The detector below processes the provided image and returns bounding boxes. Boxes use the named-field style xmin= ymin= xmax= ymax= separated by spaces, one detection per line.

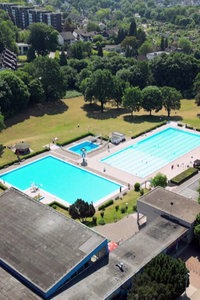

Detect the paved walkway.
xmin=94 ymin=213 xmax=145 ymax=244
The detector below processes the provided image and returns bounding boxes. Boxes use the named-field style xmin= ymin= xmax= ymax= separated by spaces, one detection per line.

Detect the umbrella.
xmin=108 ymin=241 xmax=118 ymax=252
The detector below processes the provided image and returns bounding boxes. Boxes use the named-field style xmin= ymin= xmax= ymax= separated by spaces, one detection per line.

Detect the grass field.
xmin=1 ymin=97 xmax=199 ymax=166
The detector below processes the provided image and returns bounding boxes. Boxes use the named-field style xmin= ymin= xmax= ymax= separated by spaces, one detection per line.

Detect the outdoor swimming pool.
xmin=0 ymin=156 xmax=121 ymax=205
xmin=101 ymin=127 xmax=200 ymax=178
xmin=68 ymin=140 xmax=99 ymax=155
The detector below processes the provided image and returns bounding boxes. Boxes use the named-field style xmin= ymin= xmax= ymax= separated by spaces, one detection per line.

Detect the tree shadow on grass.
xmin=81 ymin=103 xmax=130 ymax=120
xmin=123 ymin=114 xmax=183 ymax=124
xmin=5 ymin=100 xmax=68 ymax=128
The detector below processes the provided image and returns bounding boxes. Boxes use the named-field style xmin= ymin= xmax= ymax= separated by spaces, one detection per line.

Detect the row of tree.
xmin=1 ymin=50 xmax=200 ymax=122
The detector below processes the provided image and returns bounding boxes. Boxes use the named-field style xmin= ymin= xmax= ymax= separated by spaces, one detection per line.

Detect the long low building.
xmin=0 ymin=186 xmax=199 ymax=299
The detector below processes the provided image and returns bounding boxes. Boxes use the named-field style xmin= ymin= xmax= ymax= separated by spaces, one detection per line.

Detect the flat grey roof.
xmin=55 ymin=216 xmax=187 ymax=299
xmin=0 ymin=267 xmax=41 ymax=300
xmin=138 ymin=187 xmax=200 ymax=224
xmin=0 ymin=188 xmax=106 ymax=294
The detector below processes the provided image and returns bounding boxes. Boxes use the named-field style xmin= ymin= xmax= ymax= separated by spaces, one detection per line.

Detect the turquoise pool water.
xmin=101 ymin=127 xmax=200 ymax=178
xmin=0 ymin=156 xmax=121 ymax=204
xmin=68 ymin=141 xmax=99 ymax=155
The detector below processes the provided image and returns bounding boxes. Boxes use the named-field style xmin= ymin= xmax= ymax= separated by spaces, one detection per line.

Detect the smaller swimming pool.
xmin=68 ymin=140 xmax=99 ymax=155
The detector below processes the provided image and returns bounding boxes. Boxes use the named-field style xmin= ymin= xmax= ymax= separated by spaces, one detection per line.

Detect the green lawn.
xmin=50 ymin=189 xmax=141 ymax=226
xmin=1 ymin=97 xmax=199 ymax=167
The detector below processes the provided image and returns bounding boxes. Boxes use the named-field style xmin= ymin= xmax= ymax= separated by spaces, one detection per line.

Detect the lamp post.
xmin=185 ymin=272 xmax=190 ymax=295
xmin=170 ymin=201 xmax=173 ymax=218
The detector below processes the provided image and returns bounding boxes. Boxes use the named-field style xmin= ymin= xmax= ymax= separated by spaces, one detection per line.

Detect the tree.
xmin=160 ymin=36 xmax=165 ymax=51
xmin=59 ymin=49 xmax=67 ymax=66
xmin=83 ymin=69 xmax=114 ymax=112
xmin=97 ymin=43 xmax=103 ymax=57
xmin=150 ymin=53 xmax=200 ymax=97
xmin=121 ymin=36 xmax=138 ymax=57
xmin=0 ymin=19 xmax=18 ymax=52
xmin=129 ymin=19 xmax=137 ymax=36
xmin=112 ymin=76 xmax=126 ymax=108
xmin=28 ymin=79 xmax=45 ymax=104
xmin=0 ymin=71 xmax=30 ymax=117
xmin=178 ymin=37 xmax=192 ymax=55
xmin=128 ymin=253 xmax=189 ymax=300
xmin=138 ymin=40 xmax=152 ymax=56
xmin=62 ymin=65 xmax=77 ymax=90
xmin=142 ymin=86 xmax=162 ymax=116
xmin=28 ymin=23 xmax=58 ymax=56
xmin=69 ymin=199 xmax=95 ymax=222
xmin=0 ymin=113 xmax=5 ymax=131
xmin=24 ymin=56 xmax=65 ymax=102
xmin=194 ymin=213 xmax=200 ymax=246
xmin=151 ymin=173 xmax=167 ymax=188
xmin=161 ymin=86 xmax=182 ymax=118
xmin=193 ymin=73 xmax=200 ymax=105
xmin=122 ymin=86 xmax=142 ymax=116
xmin=27 ymin=46 xmax=36 ymax=62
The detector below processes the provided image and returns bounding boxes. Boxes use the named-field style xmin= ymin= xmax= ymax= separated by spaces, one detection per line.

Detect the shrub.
xmin=98 ymin=199 xmax=114 ymax=211
xmin=92 ymin=216 xmax=97 ymax=225
xmin=140 ymin=188 xmax=144 ymax=196
xmin=177 ymin=122 xmax=184 ymax=127
xmin=0 ymin=182 xmax=8 ymax=190
xmin=98 ymin=219 xmax=105 ymax=225
xmin=134 ymin=182 xmax=140 ymax=192
xmin=100 ymin=211 xmax=104 ymax=218
xmin=120 ymin=207 xmax=126 ymax=214
xmin=133 ymin=204 xmax=137 ymax=212
xmin=115 ymin=205 xmax=119 ymax=212
xmin=186 ymin=124 xmax=193 ymax=130
xmin=57 ymin=133 xmax=93 ymax=147
xmin=52 ymin=204 xmax=57 ymax=209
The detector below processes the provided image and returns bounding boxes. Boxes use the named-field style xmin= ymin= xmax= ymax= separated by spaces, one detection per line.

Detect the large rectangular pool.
xmin=0 ymin=156 xmax=121 ymax=205
xmin=101 ymin=127 xmax=200 ymax=178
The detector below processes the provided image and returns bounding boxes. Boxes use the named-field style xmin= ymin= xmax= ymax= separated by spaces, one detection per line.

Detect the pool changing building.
xmin=1 ymin=187 xmax=200 ymax=299
xmin=0 ymin=188 xmax=108 ymax=299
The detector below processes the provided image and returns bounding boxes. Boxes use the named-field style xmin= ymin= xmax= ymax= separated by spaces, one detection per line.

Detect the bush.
xmin=115 ymin=205 xmax=119 ymax=212
xmin=92 ymin=216 xmax=97 ymax=225
xmin=171 ymin=167 xmax=198 ymax=185
xmin=120 ymin=207 xmax=126 ymax=214
xmin=49 ymin=201 xmax=69 ymax=210
xmin=185 ymin=124 xmax=193 ymax=130
xmin=134 ymin=182 xmax=140 ymax=192
xmin=100 ymin=211 xmax=104 ymax=218
xmin=0 ymin=182 xmax=8 ymax=190
xmin=140 ymin=188 xmax=144 ymax=196
xmin=133 ymin=204 xmax=137 ymax=212
xmin=98 ymin=199 xmax=114 ymax=211
xmin=57 ymin=133 xmax=93 ymax=147
xmin=177 ymin=123 xmax=184 ymax=127
xmin=98 ymin=219 xmax=105 ymax=225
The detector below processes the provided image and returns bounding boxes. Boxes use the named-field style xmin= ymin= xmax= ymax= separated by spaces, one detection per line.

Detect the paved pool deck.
xmin=1 ymin=121 xmax=200 ymax=207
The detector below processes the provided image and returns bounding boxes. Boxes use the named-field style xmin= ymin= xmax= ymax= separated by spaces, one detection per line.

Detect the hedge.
xmin=98 ymin=199 xmax=114 ymax=211
xmin=170 ymin=167 xmax=198 ymax=185
xmin=57 ymin=133 xmax=93 ymax=147
xmin=49 ymin=201 xmax=69 ymax=210
xmin=131 ymin=121 xmax=167 ymax=139
xmin=0 ymin=182 xmax=8 ymax=190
